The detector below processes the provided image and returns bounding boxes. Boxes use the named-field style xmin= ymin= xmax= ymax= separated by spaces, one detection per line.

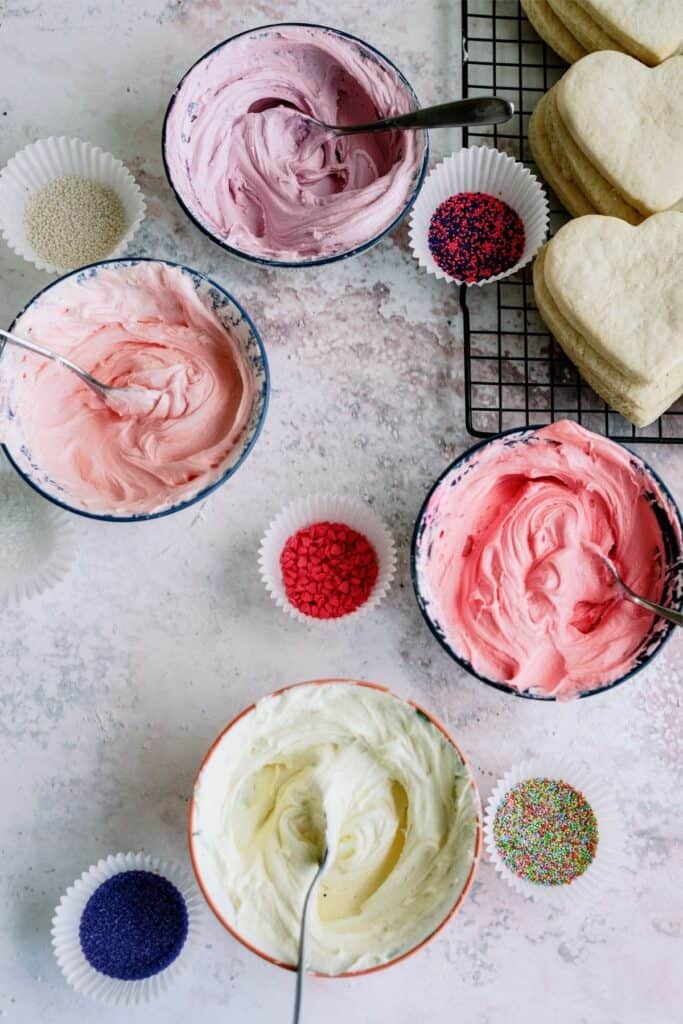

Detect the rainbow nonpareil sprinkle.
xmin=493 ymin=778 xmax=598 ymax=886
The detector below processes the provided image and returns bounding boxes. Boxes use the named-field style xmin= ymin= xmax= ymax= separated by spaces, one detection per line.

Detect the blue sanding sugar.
xmin=79 ymin=870 xmax=189 ymax=981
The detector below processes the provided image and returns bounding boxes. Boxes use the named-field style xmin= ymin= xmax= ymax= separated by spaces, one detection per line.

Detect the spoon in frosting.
xmin=0 ymin=327 xmax=162 ymax=417
xmin=292 ymin=818 xmax=330 ymax=1024
xmin=294 ymin=95 xmax=514 ymax=139
xmin=292 ymin=95 xmax=514 ymax=159
xmin=598 ymin=552 xmax=683 ymax=627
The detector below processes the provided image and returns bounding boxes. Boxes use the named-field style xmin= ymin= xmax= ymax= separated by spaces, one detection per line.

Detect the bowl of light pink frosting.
xmin=162 ymin=23 xmax=428 ymax=266
xmin=0 ymin=259 xmax=269 ymax=520
xmin=412 ymin=421 xmax=683 ymax=700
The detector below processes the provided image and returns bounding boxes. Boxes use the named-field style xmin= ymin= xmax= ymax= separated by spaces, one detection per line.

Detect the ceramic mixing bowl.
xmin=189 ymin=678 xmax=482 ymax=977
xmin=412 ymin=426 xmax=683 ymax=700
xmin=0 ymin=257 xmax=269 ymax=522
xmin=162 ymin=22 xmax=429 ymax=268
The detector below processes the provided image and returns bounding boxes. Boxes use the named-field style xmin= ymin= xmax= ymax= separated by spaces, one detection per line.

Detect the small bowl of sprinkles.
xmin=52 ymin=851 xmax=204 ymax=1005
xmin=409 ymin=146 xmax=548 ymax=286
xmin=0 ymin=137 xmax=145 ymax=274
xmin=258 ymin=494 xmax=396 ymax=624
xmin=484 ymin=757 xmax=622 ymax=906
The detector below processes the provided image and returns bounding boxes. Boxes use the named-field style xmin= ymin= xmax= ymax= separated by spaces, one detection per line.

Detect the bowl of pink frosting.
xmin=162 ymin=23 xmax=428 ymax=267
xmin=411 ymin=421 xmax=683 ymax=701
xmin=0 ymin=258 xmax=269 ymax=521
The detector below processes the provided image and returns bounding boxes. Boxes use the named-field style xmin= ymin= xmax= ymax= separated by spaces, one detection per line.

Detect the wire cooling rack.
xmin=460 ymin=0 xmax=683 ymax=443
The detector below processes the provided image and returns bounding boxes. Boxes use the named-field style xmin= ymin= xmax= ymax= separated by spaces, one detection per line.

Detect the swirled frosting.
xmin=165 ymin=25 xmax=424 ymax=260
xmin=193 ymin=682 xmax=479 ymax=974
xmin=418 ymin=421 xmax=669 ymax=699
xmin=8 ymin=263 xmax=256 ymax=515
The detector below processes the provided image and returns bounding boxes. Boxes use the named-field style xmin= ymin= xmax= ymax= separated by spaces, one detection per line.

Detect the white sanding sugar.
xmin=24 ymin=175 xmax=126 ymax=270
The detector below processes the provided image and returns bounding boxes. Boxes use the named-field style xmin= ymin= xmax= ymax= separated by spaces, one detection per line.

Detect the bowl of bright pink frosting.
xmin=0 ymin=259 xmax=269 ymax=521
xmin=412 ymin=421 xmax=683 ymax=700
xmin=162 ymin=23 xmax=428 ymax=266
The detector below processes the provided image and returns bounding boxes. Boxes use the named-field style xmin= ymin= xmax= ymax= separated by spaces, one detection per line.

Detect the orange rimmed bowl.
xmin=188 ymin=678 xmax=482 ymax=977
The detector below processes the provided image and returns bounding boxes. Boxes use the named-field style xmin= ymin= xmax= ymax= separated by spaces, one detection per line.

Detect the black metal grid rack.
xmin=460 ymin=0 xmax=683 ymax=443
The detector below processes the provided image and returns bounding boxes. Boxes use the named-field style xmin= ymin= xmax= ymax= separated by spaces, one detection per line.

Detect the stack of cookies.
xmin=533 ymin=212 xmax=683 ymax=427
xmin=521 ymin=0 xmax=683 ymax=66
xmin=529 ymin=52 xmax=683 ymax=222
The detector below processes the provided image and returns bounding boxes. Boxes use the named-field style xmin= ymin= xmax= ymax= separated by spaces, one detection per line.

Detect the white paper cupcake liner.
xmin=0 ymin=137 xmax=146 ymax=274
xmin=51 ymin=851 xmax=204 ymax=1006
xmin=0 ymin=464 xmax=75 ymax=606
xmin=409 ymin=146 xmax=549 ymax=286
xmin=258 ymin=494 xmax=396 ymax=624
xmin=483 ymin=757 xmax=622 ymax=908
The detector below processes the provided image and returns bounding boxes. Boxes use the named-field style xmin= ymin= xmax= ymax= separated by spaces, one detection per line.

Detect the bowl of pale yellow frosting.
xmin=163 ymin=23 xmax=428 ymax=267
xmin=0 ymin=258 xmax=269 ymax=521
xmin=189 ymin=679 xmax=481 ymax=976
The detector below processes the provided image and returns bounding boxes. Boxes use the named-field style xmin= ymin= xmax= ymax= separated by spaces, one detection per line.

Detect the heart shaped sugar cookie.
xmin=534 ymin=247 xmax=683 ymax=426
xmin=548 ymin=0 xmax=625 ymax=56
xmin=573 ymin=0 xmax=683 ymax=64
xmin=543 ymin=212 xmax=683 ymax=386
xmin=557 ymin=52 xmax=683 ymax=214
xmin=521 ymin=0 xmax=587 ymax=64
xmin=545 ymin=87 xmax=642 ymax=223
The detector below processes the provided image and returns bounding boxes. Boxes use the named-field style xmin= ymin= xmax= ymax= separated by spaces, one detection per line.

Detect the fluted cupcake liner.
xmin=0 ymin=137 xmax=145 ymax=273
xmin=483 ymin=756 xmax=622 ymax=907
xmin=51 ymin=851 xmax=204 ymax=1005
xmin=258 ymin=494 xmax=396 ymax=624
xmin=409 ymin=146 xmax=549 ymax=286
xmin=0 ymin=464 xmax=75 ymax=606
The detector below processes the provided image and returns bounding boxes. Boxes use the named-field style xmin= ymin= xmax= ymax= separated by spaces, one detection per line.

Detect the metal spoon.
xmin=292 ymin=833 xmax=329 ymax=1024
xmin=0 ymin=327 xmax=161 ymax=416
xmin=600 ymin=553 xmax=683 ymax=627
xmin=295 ymin=95 xmax=514 ymax=137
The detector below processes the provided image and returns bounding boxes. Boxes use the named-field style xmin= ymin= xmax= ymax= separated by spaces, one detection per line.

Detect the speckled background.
xmin=0 ymin=1 xmax=681 ymax=1022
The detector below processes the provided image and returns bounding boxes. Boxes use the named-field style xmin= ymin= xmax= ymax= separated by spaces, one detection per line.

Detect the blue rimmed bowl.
xmin=0 ymin=257 xmax=269 ymax=522
xmin=411 ymin=426 xmax=683 ymax=701
xmin=162 ymin=22 xmax=429 ymax=269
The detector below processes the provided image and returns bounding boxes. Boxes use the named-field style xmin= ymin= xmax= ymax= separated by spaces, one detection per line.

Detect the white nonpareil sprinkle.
xmin=24 ymin=175 xmax=127 ymax=269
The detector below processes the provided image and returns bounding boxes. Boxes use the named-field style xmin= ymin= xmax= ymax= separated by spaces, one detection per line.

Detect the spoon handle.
xmin=622 ymin=586 xmax=683 ymax=627
xmin=292 ymin=849 xmax=328 ymax=1024
xmin=333 ymin=96 xmax=514 ymax=134
xmin=0 ymin=327 xmax=105 ymax=396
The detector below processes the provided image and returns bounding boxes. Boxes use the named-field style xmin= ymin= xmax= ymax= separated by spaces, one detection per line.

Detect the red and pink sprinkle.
xmin=280 ymin=521 xmax=379 ymax=619
xmin=428 ymin=191 xmax=525 ymax=283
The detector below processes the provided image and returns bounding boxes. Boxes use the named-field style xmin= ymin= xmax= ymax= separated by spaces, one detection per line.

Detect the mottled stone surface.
xmin=0 ymin=2 xmax=680 ymax=1022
